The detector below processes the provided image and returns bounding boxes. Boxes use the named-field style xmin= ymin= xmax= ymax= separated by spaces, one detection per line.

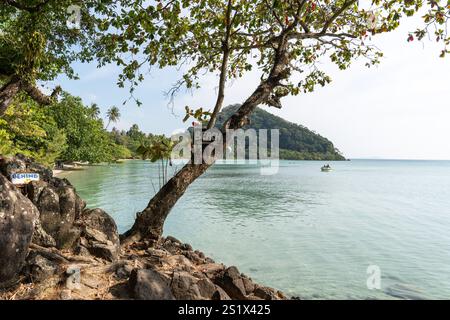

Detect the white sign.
xmin=11 ymin=173 xmax=40 ymax=185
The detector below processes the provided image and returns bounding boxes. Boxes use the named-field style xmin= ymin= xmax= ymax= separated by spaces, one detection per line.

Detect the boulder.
xmin=212 ymin=286 xmax=232 ymax=300
xmin=0 ymin=174 xmax=39 ymax=286
xmin=78 ymin=208 xmax=120 ymax=261
xmin=214 ymin=266 xmax=247 ymax=300
xmin=198 ymin=263 xmax=225 ymax=279
xmin=183 ymin=250 xmax=206 ymax=264
xmin=171 ymin=271 xmax=216 ymax=300
xmin=165 ymin=236 xmax=182 ymax=244
xmin=25 ymin=252 xmax=60 ymax=282
xmin=242 ymin=276 xmax=256 ymax=295
xmin=0 ymin=155 xmax=26 ymax=179
xmin=0 ymin=155 xmax=89 ymax=250
xmin=129 ymin=269 xmax=175 ymax=300
xmin=27 ymin=178 xmax=86 ymax=249
xmin=163 ymin=254 xmax=194 ymax=272
xmin=253 ymin=285 xmax=286 ymax=300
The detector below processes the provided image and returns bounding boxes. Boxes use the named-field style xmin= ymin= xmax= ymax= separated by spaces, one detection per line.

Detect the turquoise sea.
xmin=66 ymin=159 xmax=450 ymax=299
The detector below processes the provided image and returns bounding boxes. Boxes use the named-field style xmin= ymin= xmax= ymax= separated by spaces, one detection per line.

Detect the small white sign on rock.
xmin=11 ymin=173 xmax=40 ymax=185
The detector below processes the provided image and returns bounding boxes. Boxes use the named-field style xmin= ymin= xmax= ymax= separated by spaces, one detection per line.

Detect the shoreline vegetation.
xmin=1 ymin=88 xmax=345 ymax=171
xmin=0 ymin=154 xmax=287 ymax=300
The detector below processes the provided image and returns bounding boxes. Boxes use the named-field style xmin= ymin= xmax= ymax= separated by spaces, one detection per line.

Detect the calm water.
xmin=65 ymin=160 xmax=450 ymax=299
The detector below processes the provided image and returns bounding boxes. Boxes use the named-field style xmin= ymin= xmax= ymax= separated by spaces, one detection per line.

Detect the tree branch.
xmin=207 ymin=0 xmax=233 ymax=129
xmin=321 ymin=0 xmax=357 ymax=33
xmin=22 ymin=83 xmax=61 ymax=106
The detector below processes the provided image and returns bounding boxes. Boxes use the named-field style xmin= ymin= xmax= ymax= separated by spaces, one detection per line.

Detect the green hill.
xmin=216 ymin=105 xmax=345 ymax=161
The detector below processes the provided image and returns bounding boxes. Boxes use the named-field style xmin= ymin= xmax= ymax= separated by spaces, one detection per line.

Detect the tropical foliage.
xmin=0 ymin=90 xmax=138 ymax=165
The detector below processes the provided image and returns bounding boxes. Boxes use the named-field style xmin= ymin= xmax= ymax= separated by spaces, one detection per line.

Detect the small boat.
xmin=321 ymin=164 xmax=332 ymax=172
xmin=73 ymin=161 xmax=90 ymax=166
xmin=62 ymin=163 xmax=86 ymax=171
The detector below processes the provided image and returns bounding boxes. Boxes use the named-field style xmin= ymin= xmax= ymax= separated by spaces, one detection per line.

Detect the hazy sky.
xmin=49 ymin=15 xmax=450 ymax=160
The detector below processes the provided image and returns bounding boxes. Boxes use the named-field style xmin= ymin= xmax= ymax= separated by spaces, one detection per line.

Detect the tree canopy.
xmin=0 ymin=0 xmax=116 ymax=114
xmin=95 ymin=1 xmax=444 ymax=113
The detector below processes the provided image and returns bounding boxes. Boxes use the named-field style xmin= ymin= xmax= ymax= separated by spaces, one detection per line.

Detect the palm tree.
xmin=106 ymin=106 xmax=120 ymax=129
xmin=89 ymin=103 xmax=100 ymax=119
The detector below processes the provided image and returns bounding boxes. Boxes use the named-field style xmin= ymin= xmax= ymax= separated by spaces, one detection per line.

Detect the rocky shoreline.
xmin=0 ymin=154 xmax=287 ymax=300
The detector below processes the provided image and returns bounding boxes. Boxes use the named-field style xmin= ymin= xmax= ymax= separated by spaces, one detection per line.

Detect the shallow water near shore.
xmin=66 ymin=159 xmax=450 ymax=299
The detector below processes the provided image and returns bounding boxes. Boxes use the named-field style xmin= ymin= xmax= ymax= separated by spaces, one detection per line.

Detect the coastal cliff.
xmin=0 ymin=154 xmax=286 ymax=300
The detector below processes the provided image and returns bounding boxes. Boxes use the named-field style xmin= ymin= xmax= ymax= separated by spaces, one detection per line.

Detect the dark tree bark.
xmin=0 ymin=76 xmax=61 ymax=117
xmin=0 ymin=77 xmax=21 ymax=117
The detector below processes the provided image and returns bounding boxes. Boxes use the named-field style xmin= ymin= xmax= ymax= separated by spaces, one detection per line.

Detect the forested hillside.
xmin=217 ymin=105 xmax=345 ymax=161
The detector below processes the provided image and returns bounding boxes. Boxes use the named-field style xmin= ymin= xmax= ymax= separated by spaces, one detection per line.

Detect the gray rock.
xmin=181 ymin=243 xmax=193 ymax=251
xmin=129 ymin=269 xmax=175 ymax=300
xmin=212 ymin=286 xmax=232 ymax=300
xmin=384 ymin=283 xmax=427 ymax=300
xmin=242 ymin=276 xmax=256 ymax=295
xmin=0 ymin=174 xmax=39 ymax=286
xmin=163 ymin=254 xmax=194 ymax=272
xmin=171 ymin=271 xmax=216 ymax=300
xmin=165 ymin=236 xmax=182 ymax=244
xmin=0 ymin=155 xmax=26 ymax=179
xmin=214 ymin=266 xmax=247 ymax=300
xmin=32 ymin=221 xmax=57 ymax=247
xmin=26 ymin=252 xmax=59 ymax=282
xmin=183 ymin=250 xmax=205 ymax=264
xmin=27 ymin=178 xmax=85 ymax=249
xmin=198 ymin=263 xmax=225 ymax=279
xmin=253 ymin=285 xmax=285 ymax=300
xmin=79 ymin=208 xmax=120 ymax=261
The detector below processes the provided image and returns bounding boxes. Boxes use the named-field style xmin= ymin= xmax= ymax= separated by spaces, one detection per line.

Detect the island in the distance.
xmin=216 ymin=104 xmax=345 ymax=161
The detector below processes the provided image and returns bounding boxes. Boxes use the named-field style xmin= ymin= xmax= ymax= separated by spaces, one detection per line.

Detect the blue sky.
xmin=46 ymin=15 xmax=450 ymax=160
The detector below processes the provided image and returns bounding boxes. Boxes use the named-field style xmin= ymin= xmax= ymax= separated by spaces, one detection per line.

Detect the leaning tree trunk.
xmin=122 ymin=77 xmax=271 ymax=244
xmin=0 ymin=77 xmax=21 ymax=117
xmin=122 ymin=163 xmax=211 ymax=243
xmin=123 ymin=34 xmax=291 ymax=244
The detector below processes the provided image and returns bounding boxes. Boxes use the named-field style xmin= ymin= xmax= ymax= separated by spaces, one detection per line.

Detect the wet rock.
xmin=171 ymin=271 xmax=216 ymax=300
xmin=78 ymin=209 xmax=120 ymax=261
xmin=385 ymin=284 xmax=427 ymax=300
xmin=214 ymin=266 xmax=247 ymax=300
xmin=129 ymin=269 xmax=175 ymax=300
xmin=0 ymin=174 xmax=39 ymax=286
